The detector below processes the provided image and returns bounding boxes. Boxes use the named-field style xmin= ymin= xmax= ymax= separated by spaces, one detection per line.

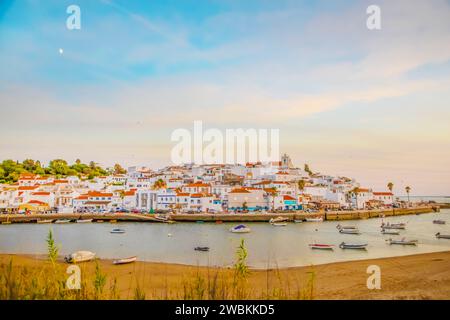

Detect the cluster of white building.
xmin=0 ymin=154 xmax=394 ymax=214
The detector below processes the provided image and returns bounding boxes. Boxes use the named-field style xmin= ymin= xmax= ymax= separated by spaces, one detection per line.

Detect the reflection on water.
xmin=0 ymin=210 xmax=449 ymax=268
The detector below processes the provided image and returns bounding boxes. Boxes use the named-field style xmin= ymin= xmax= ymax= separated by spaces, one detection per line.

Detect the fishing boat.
xmin=64 ymin=251 xmax=96 ymax=263
xmin=37 ymin=219 xmax=53 ymax=224
xmin=230 ymin=224 xmax=251 ymax=233
xmin=155 ymin=214 xmax=169 ymax=222
xmin=76 ymin=219 xmax=93 ymax=223
xmin=435 ymin=233 xmax=450 ymax=239
xmin=433 ymin=220 xmax=446 ymax=225
xmin=309 ymin=244 xmax=334 ymax=250
xmin=339 ymin=228 xmax=360 ymax=235
xmin=381 ymin=229 xmax=400 ymax=235
xmin=305 ymin=217 xmax=323 ymax=222
xmin=336 ymin=224 xmax=357 ymax=230
xmin=269 ymin=216 xmax=288 ymax=224
xmin=381 ymin=222 xmax=406 ymax=230
xmin=339 ymin=242 xmax=368 ymax=250
xmin=54 ymin=219 xmax=72 ymax=224
xmin=110 ymin=228 xmax=126 ymax=234
xmin=272 ymin=222 xmax=288 ymax=227
xmin=386 ymin=238 xmax=418 ymax=246
xmin=113 ymin=256 xmax=137 ymax=265
xmin=194 ymin=247 xmax=210 ymax=252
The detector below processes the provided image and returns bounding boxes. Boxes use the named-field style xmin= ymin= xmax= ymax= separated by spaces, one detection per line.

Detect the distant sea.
xmin=397 ymin=196 xmax=450 ymax=203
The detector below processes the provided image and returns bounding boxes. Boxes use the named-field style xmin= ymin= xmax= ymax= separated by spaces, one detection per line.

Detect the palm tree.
xmin=387 ymin=182 xmax=394 ymax=193
xmin=298 ymin=179 xmax=306 ymax=191
xmin=387 ymin=182 xmax=394 ymax=213
xmin=405 ymin=186 xmax=411 ymax=205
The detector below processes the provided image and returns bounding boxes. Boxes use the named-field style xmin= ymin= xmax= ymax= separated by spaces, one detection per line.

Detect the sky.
xmin=0 ymin=0 xmax=450 ymax=195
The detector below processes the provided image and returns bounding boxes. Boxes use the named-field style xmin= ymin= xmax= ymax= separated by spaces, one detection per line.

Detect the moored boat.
xmin=294 ymin=220 xmax=303 ymax=223
xmin=155 ymin=214 xmax=169 ymax=222
xmin=230 ymin=224 xmax=251 ymax=233
xmin=305 ymin=217 xmax=323 ymax=222
xmin=54 ymin=219 xmax=72 ymax=224
xmin=194 ymin=246 xmax=210 ymax=252
xmin=77 ymin=219 xmax=93 ymax=223
xmin=386 ymin=238 xmax=418 ymax=245
xmin=339 ymin=242 xmax=368 ymax=250
xmin=336 ymin=224 xmax=357 ymax=230
xmin=272 ymin=222 xmax=288 ymax=227
xmin=37 ymin=219 xmax=53 ymax=224
xmin=435 ymin=232 xmax=450 ymax=239
xmin=381 ymin=229 xmax=400 ymax=235
xmin=113 ymin=256 xmax=137 ymax=265
xmin=309 ymin=244 xmax=334 ymax=250
xmin=269 ymin=216 xmax=288 ymax=224
xmin=110 ymin=228 xmax=126 ymax=234
xmin=381 ymin=222 xmax=406 ymax=230
xmin=339 ymin=228 xmax=360 ymax=235
xmin=433 ymin=220 xmax=446 ymax=225
xmin=64 ymin=250 xmax=96 ymax=263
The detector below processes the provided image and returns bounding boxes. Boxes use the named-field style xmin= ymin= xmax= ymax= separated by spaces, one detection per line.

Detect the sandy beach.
xmin=1 ymin=251 xmax=449 ymax=300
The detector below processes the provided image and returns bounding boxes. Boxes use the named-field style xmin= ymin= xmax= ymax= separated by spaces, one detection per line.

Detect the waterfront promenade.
xmin=0 ymin=205 xmax=438 ymax=224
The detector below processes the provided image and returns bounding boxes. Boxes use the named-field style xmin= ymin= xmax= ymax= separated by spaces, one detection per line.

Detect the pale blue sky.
xmin=1 ymin=0 xmax=450 ymax=195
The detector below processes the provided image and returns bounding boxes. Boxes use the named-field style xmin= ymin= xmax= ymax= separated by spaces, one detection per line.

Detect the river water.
xmin=0 ymin=210 xmax=449 ymax=268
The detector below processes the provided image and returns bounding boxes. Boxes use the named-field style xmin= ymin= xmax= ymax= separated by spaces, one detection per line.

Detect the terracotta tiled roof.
xmin=373 ymin=192 xmax=393 ymax=196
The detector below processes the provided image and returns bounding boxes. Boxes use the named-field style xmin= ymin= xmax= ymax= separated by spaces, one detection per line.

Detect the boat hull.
xmin=113 ymin=256 xmax=137 ymax=265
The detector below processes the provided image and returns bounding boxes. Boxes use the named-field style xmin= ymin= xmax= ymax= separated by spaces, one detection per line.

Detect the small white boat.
xmin=433 ymin=220 xmax=446 ymax=225
xmin=435 ymin=232 xmax=450 ymax=239
xmin=381 ymin=222 xmax=406 ymax=230
xmin=269 ymin=216 xmax=288 ymax=224
xmin=387 ymin=238 xmax=418 ymax=246
xmin=336 ymin=224 xmax=357 ymax=230
xmin=110 ymin=228 xmax=126 ymax=234
xmin=113 ymin=256 xmax=137 ymax=265
xmin=339 ymin=242 xmax=368 ymax=250
xmin=305 ymin=217 xmax=323 ymax=222
xmin=54 ymin=219 xmax=72 ymax=224
xmin=381 ymin=229 xmax=400 ymax=235
xmin=339 ymin=228 xmax=360 ymax=235
xmin=309 ymin=244 xmax=334 ymax=250
xmin=272 ymin=222 xmax=288 ymax=227
xmin=77 ymin=219 xmax=93 ymax=223
xmin=65 ymin=251 xmax=96 ymax=263
xmin=155 ymin=214 xmax=169 ymax=222
xmin=230 ymin=224 xmax=251 ymax=233
xmin=294 ymin=220 xmax=303 ymax=223
xmin=37 ymin=219 xmax=53 ymax=224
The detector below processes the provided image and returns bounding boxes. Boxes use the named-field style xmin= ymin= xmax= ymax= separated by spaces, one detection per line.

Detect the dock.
xmin=0 ymin=205 xmax=439 ymax=224
xmin=0 ymin=213 xmax=162 ymax=224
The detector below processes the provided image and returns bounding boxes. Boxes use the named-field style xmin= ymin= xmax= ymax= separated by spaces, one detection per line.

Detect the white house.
xmin=373 ymin=192 xmax=394 ymax=206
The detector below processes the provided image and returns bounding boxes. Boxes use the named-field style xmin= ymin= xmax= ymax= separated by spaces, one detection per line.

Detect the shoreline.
xmin=0 ymin=205 xmax=439 ymax=224
xmin=1 ymin=251 xmax=450 ymax=299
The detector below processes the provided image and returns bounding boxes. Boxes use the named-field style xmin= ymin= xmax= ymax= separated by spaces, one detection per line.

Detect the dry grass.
xmin=0 ymin=235 xmax=315 ymax=300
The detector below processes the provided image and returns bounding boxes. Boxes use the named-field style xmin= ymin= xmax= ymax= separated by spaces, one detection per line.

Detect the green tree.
xmin=113 ymin=163 xmax=127 ymax=175
xmin=152 ymin=179 xmax=167 ymax=190
xmin=22 ymin=159 xmax=36 ymax=171
xmin=49 ymin=159 xmax=69 ymax=175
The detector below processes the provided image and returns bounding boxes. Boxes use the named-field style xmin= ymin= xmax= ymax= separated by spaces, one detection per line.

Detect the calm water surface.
xmin=0 ymin=210 xmax=449 ymax=268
